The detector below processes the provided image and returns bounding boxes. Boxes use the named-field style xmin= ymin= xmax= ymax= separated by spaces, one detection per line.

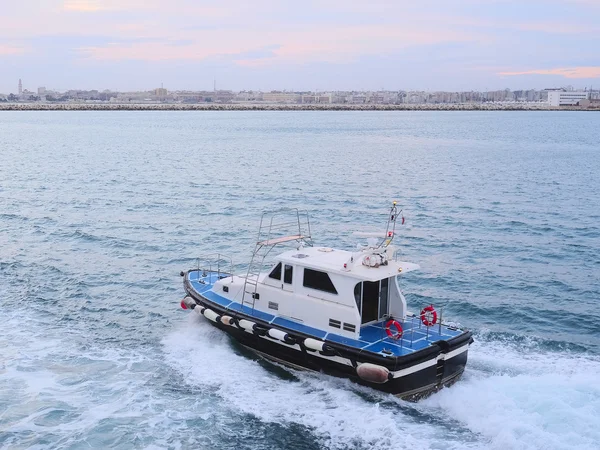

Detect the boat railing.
xmin=389 ymin=304 xmax=464 ymax=348
xmin=417 ymin=302 xmax=461 ymax=329
xmin=241 ymin=208 xmax=313 ymax=311
xmin=194 ymin=253 xmax=234 ymax=282
xmin=256 ymin=208 xmax=313 ymax=249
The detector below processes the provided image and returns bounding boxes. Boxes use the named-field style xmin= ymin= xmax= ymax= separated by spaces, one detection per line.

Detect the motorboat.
xmin=179 ymin=203 xmax=473 ymax=399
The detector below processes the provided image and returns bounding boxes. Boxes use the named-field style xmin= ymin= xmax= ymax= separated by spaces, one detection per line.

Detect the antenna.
xmin=352 ymin=202 xmax=404 ymax=249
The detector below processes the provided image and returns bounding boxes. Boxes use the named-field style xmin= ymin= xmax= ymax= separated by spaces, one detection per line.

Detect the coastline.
xmin=0 ymin=102 xmax=597 ymax=111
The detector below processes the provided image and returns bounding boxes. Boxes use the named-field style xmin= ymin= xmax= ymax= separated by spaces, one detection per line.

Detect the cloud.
xmin=63 ymin=0 xmax=104 ymax=12
xmin=238 ymin=27 xmax=477 ymax=67
xmin=62 ymin=0 xmax=164 ymax=12
xmin=499 ymin=67 xmax=600 ymax=79
xmin=77 ymin=40 xmax=258 ymax=62
xmin=62 ymin=0 xmax=243 ymax=17
xmin=0 ymin=44 xmax=28 ymax=56
xmin=1 ymin=0 xmax=599 ymax=91
xmin=77 ymin=25 xmax=478 ymax=67
xmin=564 ymin=0 xmax=600 ymax=6
xmin=514 ymin=22 xmax=600 ymax=35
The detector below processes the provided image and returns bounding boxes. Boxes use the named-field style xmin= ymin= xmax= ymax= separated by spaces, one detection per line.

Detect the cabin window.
xmin=269 ymin=262 xmax=282 ymax=280
xmin=284 ymin=264 xmax=293 ymax=284
xmin=303 ymin=268 xmax=338 ymax=294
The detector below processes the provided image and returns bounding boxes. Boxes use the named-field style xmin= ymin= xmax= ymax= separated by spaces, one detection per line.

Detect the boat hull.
xmin=184 ymin=284 xmax=472 ymax=400
xmin=210 ymin=318 xmax=466 ymax=399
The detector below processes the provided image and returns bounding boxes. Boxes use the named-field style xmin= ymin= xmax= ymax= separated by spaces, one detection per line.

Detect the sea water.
xmin=1 ymin=111 xmax=599 ymax=450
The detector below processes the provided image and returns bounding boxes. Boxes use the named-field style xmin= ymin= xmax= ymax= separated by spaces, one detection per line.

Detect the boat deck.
xmin=187 ymin=270 xmax=463 ymax=357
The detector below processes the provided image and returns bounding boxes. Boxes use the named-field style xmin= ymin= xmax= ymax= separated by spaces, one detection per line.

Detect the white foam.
xmin=0 ymin=309 xmax=212 ymax=448
xmin=5 ymin=300 xmax=600 ymax=450
xmin=422 ymin=336 xmax=600 ymax=450
xmin=163 ymin=316 xmax=479 ymax=449
xmin=163 ymin=317 xmax=600 ymax=450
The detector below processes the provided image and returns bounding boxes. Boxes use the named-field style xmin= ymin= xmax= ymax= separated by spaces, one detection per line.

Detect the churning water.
xmin=1 ymin=111 xmax=599 ymax=450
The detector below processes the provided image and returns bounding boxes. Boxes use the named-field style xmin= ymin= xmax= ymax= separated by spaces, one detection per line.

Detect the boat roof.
xmin=275 ymin=246 xmax=419 ymax=282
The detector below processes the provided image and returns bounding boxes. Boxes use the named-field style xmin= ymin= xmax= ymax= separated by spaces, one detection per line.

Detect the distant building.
xmin=235 ymin=91 xmax=261 ymax=102
xmin=18 ymin=79 xmax=22 ymax=95
xmin=548 ymin=90 xmax=588 ymax=106
xmin=173 ymin=91 xmax=219 ymax=103
xmin=301 ymin=93 xmax=332 ymax=104
xmin=346 ymin=94 xmax=367 ymax=104
xmin=214 ymin=90 xmax=234 ymax=103
xmin=21 ymin=89 xmax=36 ymax=100
xmin=154 ymin=87 xmax=168 ymax=97
xmin=38 ymin=86 xmax=46 ymax=95
xmin=262 ymin=92 xmax=301 ymax=103
xmin=578 ymin=98 xmax=600 ymax=108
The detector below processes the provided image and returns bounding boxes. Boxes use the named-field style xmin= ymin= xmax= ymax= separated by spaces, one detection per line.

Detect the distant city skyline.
xmin=3 ymin=80 xmax=597 ymax=96
xmin=4 ymin=77 xmax=599 ymax=97
xmin=1 ymin=0 xmax=599 ymax=93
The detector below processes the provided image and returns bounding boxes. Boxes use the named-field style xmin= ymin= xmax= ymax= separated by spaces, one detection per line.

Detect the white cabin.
xmin=214 ymin=246 xmax=419 ymax=340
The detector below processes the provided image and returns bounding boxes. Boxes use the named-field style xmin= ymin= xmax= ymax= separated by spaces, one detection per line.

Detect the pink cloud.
xmin=499 ymin=67 xmax=600 ymax=79
xmin=236 ymin=26 xmax=477 ymax=66
xmin=62 ymin=0 xmax=156 ymax=12
xmin=0 ymin=44 xmax=28 ymax=56
xmin=63 ymin=0 xmax=104 ymax=12
xmin=77 ymin=25 xmax=478 ymax=66
xmin=514 ymin=22 xmax=599 ymax=34
xmin=77 ymin=40 xmax=259 ymax=62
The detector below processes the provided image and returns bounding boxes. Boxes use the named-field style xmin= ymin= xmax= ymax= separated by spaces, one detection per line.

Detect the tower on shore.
xmin=18 ymin=79 xmax=22 ymax=95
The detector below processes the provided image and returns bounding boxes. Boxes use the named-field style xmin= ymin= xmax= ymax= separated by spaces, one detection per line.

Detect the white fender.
xmin=203 ymin=308 xmax=220 ymax=322
xmin=220 ymin=315 xmax=234 ymax=326
xmin=304 ymin=338 xmax=325 ymax=352
xmin=268 ymin=328 xmax=288 ymax=342
xmin=356 ymin=363 xmax=390 ymax=384
xmin=239 ymin=319 xmax=256 ymax=332
xmin=194 ymin=306 xmax=205 ymax=316
xmin=182 ymin=296 xmax=195 ymax=308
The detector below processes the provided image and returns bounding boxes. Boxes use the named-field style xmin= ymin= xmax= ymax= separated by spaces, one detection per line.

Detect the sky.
xmin=1 ymin=0 xmax=599 ymax=93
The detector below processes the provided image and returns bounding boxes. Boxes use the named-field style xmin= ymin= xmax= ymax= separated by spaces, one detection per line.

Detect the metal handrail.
xmin=241 ymin=208 xmax=313 ymax=312
xmin=256 ymin=208 xmax=313 ymax=247
xmin=407 ymin=303 xmax=465 ymax=335
xmin=194 ymin=253 xmax=234 ymax=282
xmin=376 ymin=305 xmax=460 ymax=351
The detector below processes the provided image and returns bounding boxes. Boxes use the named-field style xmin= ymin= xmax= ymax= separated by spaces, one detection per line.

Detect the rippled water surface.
xmin=1 ymin=111 xmax=599 ymax=450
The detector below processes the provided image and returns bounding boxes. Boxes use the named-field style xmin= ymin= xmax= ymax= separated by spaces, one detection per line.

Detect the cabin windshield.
xmin=269 ymin=262 xmax=282 ymax=280
xmin=356 ymin=278 xmax=390 ymax=325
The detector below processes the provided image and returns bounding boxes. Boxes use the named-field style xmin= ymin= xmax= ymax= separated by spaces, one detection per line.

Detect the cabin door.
xmin=360 ymin=279 xmax=390 ymax=324
xmin=379 ymin=278 xmax=389 ymax=320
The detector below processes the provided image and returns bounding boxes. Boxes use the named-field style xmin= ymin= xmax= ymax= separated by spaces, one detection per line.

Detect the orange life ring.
xmin=420 ymin=305 xmax=437 ymax=326
xmin=385 ymin=319 xmax=403 ymax=340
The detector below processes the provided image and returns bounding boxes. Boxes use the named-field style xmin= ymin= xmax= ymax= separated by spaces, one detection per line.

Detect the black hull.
xmin=209 ymin=317 xmax=467 ymax=399
xmin=184 ymin=279 xmax=472 ymax=399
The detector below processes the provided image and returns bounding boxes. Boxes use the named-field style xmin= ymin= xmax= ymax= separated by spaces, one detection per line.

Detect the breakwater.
xmin=0 ymin=102 xmax=597 ymax=111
